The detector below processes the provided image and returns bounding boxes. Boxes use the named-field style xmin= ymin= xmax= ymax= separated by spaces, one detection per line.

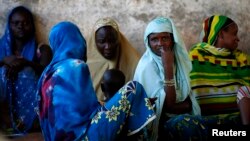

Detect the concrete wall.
xmin=1 ymin=0 xmax=250 ymax=55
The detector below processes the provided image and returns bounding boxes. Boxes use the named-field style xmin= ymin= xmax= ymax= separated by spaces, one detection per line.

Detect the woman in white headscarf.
xmin=134 ymin=17 xmax=205 ymax=141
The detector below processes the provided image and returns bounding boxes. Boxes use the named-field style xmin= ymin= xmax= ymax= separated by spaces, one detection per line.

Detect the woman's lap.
xmin=85 ymin=81 xmax=156 ymax=141
xmin=164 ymin=114 xmax=207 ymax=141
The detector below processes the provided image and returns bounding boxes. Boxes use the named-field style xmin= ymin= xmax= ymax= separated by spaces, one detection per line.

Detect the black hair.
xmin=103 ymin=69 xmax=125 ymax=88
xmin=102 ymin=69 xmax=125 ymax=100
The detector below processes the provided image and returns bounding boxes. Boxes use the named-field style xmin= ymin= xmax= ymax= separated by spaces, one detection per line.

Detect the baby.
xmin=101 ymin=69 xmax=125 ymax=102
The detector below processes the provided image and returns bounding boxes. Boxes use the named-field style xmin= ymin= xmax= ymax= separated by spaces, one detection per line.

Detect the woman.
xmin=189 ymin=15 xmax=250 ymax=127
xmin=36 ymin=21 xmax=155 ymax=141
xmin=134 ymin=17 xmax=204 ymax=141
xmin=87 ymin=17 xmax=140 ymax=101
xmin=0 ymin=6 xmax=52 ymax=136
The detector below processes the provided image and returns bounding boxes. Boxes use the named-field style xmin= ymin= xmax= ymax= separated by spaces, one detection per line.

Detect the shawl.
xmin=87 ymin=17 xmax=140 ymax=101
xmin=0 ymin=6 xmax=37 ymax=134
xmin=189 ymin=15 xmax=250 ymax=115
xmin=36 ymin=22 xmax=99 ymax=140
xmin=134 ymin=17 xmax=200 ymax=141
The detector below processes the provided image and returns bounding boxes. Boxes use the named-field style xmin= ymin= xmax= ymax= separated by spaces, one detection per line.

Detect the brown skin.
xmin=95 ymin=26 xmax=120 ymax=60
xmin=214 ymin=22 xmax=240 ymax=50
xmin=0 ymin=9 xmax=52 ymax=129
xmin=2 ymin=11 xmax=52 ymax=80
xmin=148 ymin=32 xmax=192 ymax=115
xmin=238 ymin=97 xmax=250 ymax=125
xmin=148 ymin=32 xmax=192 ymax=139
xmin=212 ymin=22 xmax=250 ymax=125
xmin=10 ymin=11 xmax=34 ymax=43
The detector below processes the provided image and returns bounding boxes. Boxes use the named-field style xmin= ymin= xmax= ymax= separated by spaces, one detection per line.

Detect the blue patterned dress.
xmin=0 ymin=13 xmax=38 ymax=135
xmin=37 ymin=22 xmax=156 ymax=141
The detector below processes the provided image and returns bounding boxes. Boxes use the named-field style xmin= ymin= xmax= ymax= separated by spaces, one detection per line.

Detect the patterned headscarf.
xmin=200 ymin=15 xmax=234 ymax=45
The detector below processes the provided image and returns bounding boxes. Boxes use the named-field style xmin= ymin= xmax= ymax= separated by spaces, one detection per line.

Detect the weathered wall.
xmin=1 ymin=0 xmax=250 ymax=54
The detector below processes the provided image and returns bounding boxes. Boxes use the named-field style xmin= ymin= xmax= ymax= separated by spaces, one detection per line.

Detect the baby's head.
xmin=101 ymin=69 xmax=125 ymax=101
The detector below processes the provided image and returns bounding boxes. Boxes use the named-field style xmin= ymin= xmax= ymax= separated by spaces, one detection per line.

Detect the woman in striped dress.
xmin=189 ymin=15 xmax=250 ymax=126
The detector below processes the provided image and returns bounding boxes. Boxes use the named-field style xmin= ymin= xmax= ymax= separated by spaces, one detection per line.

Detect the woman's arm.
xmin=4 ymin=44 xmax=52 ymax=79
xmin=161 ymin=47 xmax=192 ymax=114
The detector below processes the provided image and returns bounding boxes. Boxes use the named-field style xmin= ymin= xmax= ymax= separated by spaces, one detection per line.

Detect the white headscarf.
xmin=134 ymin=17 xmax=200 ymax=141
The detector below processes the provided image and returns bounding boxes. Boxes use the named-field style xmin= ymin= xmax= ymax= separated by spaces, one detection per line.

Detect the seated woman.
xmin=101 ymin=69 xmax=125 ymax=102
xmin=87 ymin=17 xmax=140 ymax=101
xmin=36 ymin=21 xmax=156 ymax=141
xmin=0 ymin=6 xmax=52 ymax=136
xmin=134 ymin=17 xmax=205 ymax=141
xmin=189 ymin=15 xmax=250 ymax=126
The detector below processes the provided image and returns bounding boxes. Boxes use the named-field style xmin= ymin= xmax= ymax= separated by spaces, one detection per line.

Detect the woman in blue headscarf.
xmin=36 ymin=21 xmax=156 ymax=141
xmin=0 ymin=6 xmax=52 ymax=136
xmin=134 ymin=17 xmax=206 ymax=141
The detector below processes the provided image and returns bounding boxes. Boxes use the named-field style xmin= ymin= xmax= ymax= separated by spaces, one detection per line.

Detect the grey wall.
xmin=1 ymin=0 xmax=250 ymax=54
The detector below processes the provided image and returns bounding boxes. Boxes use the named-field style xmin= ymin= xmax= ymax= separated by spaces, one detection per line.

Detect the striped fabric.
xmin=190 ymin=45 xmax=250 ymax=114
xmin=237 ymin=86 xmax=250 ymax=103
xmin=189 ymin=44 xmax=250 ymax=115
xmin=201 ymin=15 xmax=232 ymax=45
xmin=189 ymin=15 xmax=250 ymax=115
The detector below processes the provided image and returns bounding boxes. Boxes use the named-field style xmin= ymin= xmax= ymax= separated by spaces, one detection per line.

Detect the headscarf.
xmin=189 ymin=15 xmax=250 ymax=115
xmin=200 ymin=15 xmax=234 ymax=45
xmin=37 ymin=21 xmax=88 ymax=101
xmin=87 ymin=17 xmax=140 ymax=101
xmin=0 ymin=5 xmax=36 ymax=61
xmin=0 ymin=6 xmax=37 ymax=134
xmin=196 ymin=15 xmax=236 ymax=56
xmin=134 ymin=17 xmax=200 ymax=141
xmin=36 ymin=22 xmax=99 ymax=140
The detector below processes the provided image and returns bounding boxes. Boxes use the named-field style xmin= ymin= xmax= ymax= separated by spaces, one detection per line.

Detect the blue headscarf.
xmin=37 ymin=22 xmax=99 ymax=140
xmin=0 ymin=6 xmax=36 ymax=61
xmin=0 ymin=6 xmax=38 ymax=135
xmin=49 ymin=22 xmax=87 ymax=65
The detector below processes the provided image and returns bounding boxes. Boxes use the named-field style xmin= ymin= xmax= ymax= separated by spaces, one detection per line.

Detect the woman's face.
xmin=148 ymin=32 xmax=174 ymax=56
xmin=220 ymin=23 xmax=240 ymax=50
xmin=95 ymin=26 xmax=119 ymax=60
xmin=10 ymin=11 xmax=33 ymax=41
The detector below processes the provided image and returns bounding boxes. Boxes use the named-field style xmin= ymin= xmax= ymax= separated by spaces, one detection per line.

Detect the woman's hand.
xmin=3 ymin=55 xmax=16 ymax=66
xmin=161 ymin=47 xmax=174 ymax=79
xmin=6 ymin=57 xmax=28 ymax=79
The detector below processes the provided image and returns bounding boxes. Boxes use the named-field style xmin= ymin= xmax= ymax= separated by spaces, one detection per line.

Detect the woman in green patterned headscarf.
xmin=189 ymin=15 xmax=250 ymax=126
